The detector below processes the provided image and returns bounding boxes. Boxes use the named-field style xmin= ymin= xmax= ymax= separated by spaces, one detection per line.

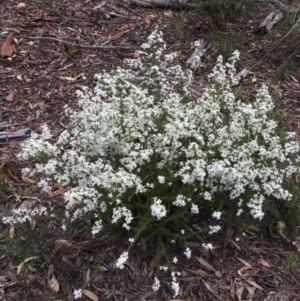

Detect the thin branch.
xmin=27 ymin=36 xmax=141 ymax=50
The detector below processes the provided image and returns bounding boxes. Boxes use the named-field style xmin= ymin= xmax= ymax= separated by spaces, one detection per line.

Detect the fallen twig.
xmin=27 ymin=36 xmax=141 ymax=50
xmin=0 ymin=128 xmax=31 ymax=140
xmin=127 ymin=0 xmax=197 ymax=8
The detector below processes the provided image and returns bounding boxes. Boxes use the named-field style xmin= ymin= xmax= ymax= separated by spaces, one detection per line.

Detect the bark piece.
xmin=256 ymin=11 xmax=283 ymax=34
xmin=186 ymin=38 xmax=210 ymax=70
xmin=0 ymin=128 xmax=31 ymax=140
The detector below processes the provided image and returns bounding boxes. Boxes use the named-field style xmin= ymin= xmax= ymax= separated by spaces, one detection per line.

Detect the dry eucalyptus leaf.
xmin=118 ymin=23 xmax=135 ymax=31
xmin=17 ymin=256 xmax=37 ymax=275
xmin=9 ymin=223 xmax=14 ymax=239
xmin=16 ymin=2 xmax=26 ymax=10
xmin=188 ymin=268 xmax=214 ymax=277
xmin=6 ymin=92 xmax=14 ymax=102
xmin=237 ymin=257 xmax=252 ymax=267
xmin=164 ymin=10 xmax=174 ymax=18
xmin=21 ymin=175 xmax=36 ymax=184
xmin=86 ymin=268 xmax=91 ymax=281
xmin=55 ymin=239 xmax=72 ymax=251
xmin=246 ymin=279 xmax=264 ymax=291
xmin=64 ymin=76 xmax=76 ymax=81
xmin=257 ymin=259 xmax=271 ymax=267
xmin=48 ymin=276 xmax=59 ymax=293
xmin=110 ymin=31 xmax=124 ymax=41
xmin=1 ymin=32 xmax=15 ymax=57
xmin=196 ymin=256 xmax=216 ymax=271
xmin=82 ymin=289 xmax=99 ymax=301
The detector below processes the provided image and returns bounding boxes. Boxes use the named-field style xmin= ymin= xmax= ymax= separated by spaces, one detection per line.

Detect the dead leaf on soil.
xmin=202 ymin=280 xmax=224 ymax=301
xmin=290 ymin=75 xmax=298 ymax=83
xmin=21 ymin=175 xmax=36 ymax=184
xmin=188 ymin=268 xmax=214 ymax=277
xmin=164 ymin=10 xmax=174 ymax=18
xmin=110 ymin=30 xmax=124 ymax=41
xmin=236 ymin=285 xmax=244 ymax=301
xmin=196 ymin=256 xmax=216 ymax=271
xmin=238 ymin=266 xmax=252 ymax=277
xmin=36 ymin=122 xmax=49 ymax=133
xmin=55 ymin=239 xmax=73 ymax=251
xmin=168 ymin=299 xmax=186 ymax=301
xmin=257 ymin=258 xmax=271 ymax=267
xmin=6 ymin=92 xmax=14 ymax=102
xmin=1 ymin=32 xmax=15 ymax=57
xmin=53 ymin=186 xmax=65 ymax=196
xmin=246 ymin=279 xmax=264 ymax=291
xmin=18 ymin=200 xmax=34 ymax=210
xmin=118 ymin=23 xmax=135 ymax=31
xmin=82 ymin=289 xmax=99 ymax=301
xmin=48 ymin=276 xmax=59 ymax=293
xmin=86 ymin=268 xmax=91 ymax=281
xmin=144 ymin=14 xmax=153 ymax=29
xmin=64 ymin=76 xmax=76 ymax=81
xmin=6 ymin=271 xmax=22 ymax=285
xmin=9 ymin=223 xmax=14 ymax=239
xmin=17 ymin=256 xmax=37 ymax=275
xmin=37 ymin=28 xmax=44 ymax=36
xmin=237 ymin=257 xmax=252 ymax=267
xmin=16 ymin=2 xmax=26 ymax=11
xmin=177 ymin=276 xmax=196 ymax=282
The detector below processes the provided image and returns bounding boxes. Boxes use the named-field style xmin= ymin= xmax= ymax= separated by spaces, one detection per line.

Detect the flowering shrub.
xmin=4 ymin=28 xmax=300 ymax=296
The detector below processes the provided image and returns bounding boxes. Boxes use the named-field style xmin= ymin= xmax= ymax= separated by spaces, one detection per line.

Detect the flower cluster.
xmin=5 ymin=27 xmax=300 ymax=297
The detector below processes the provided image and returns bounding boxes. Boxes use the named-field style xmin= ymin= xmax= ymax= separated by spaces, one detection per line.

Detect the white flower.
xmin=91 ymin=220 xmax=103 ymax=235
xmin=152 ymin=277 xmax=160 ymax=291
xmin=204 ymin=191 xmax=212 ymax=201
xmin=208 ymin=225 xmax=221 ymax=234
xmin=247 ymin=194 xmax=264 ymax=220
xmin=173 ymin=257 xmax=178 ymax=264
xmin=158 ymin=175 xmax=165 ymax=184
xmin=171 ymin=272 xmax=180 ymax=297
xmin=173 ymin=195 xmax=187 ymax=207
xmin=191 ymin=204 xmax=199 ymax=214
xmin=141 ymin=43 xmax=151 ymax=50
xmin=212 ymin=211 xmax=222 ymax=220
xmin=183 ymin=247 xmax=191 ymax=258
xmin=73 ymin=289 xmax=82 ymax=299
xmin=236 ymin=209 xmax=243 ymax=216
xmin=151 ymin=198 xmax=167 ymax=220
xmin=159 ymin=265 xmax=168 ymax=271
xmin=202 ymin=243 xmax=214 ymax=250
xmin=116 ymin=251 xmax=129 ymax=269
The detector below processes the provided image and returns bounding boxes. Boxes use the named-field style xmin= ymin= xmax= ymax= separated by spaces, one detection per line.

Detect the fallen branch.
xmin=0 ymin=122 xmax=8 ymax=129
xmin=0 ymin=128 xmax=31 ymax=140
xmin=127 ymin=0 xmax=198 ymax=8
xmin=27 ymin=36 xmax=141 ymax=50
